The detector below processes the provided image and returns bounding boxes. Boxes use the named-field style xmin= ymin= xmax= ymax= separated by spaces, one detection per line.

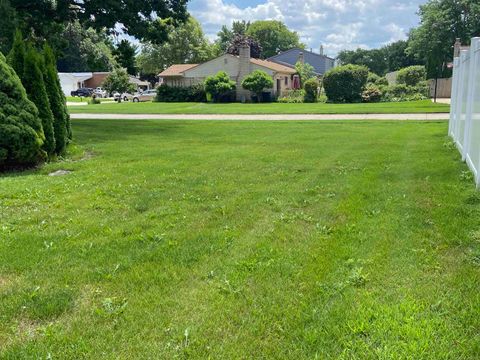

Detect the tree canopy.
xmin=215 ymin=20 xmax=250 ymax=53
xmin=337 ymin=40 xmax=420 ymax=76
xmin=5 ymin=0 xmax=189 ymax=45
xmin=226 ymin=35 xmax=263 ymax=59
xmin=56 ymin=21 xmax=118 ymax=72
xmin=407 ymin=0 xmax=480 ymax=78
xmin=113 ymin=40 xmax=138 ymax=76
xmin=246 ymin=20 xmax=303 ymax=58
xmin=138 ymin=17 xmax=216 ymax=78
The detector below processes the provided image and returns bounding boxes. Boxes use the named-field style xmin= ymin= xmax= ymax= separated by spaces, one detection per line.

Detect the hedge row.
xmin=155 ymin=84 xmax=206 ymax=102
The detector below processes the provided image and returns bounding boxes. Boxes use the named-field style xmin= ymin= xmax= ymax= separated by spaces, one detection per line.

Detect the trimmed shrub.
xmin=397 ymin=66 xmax=426 ymax=86
xmin=323 ymin=64 xmax=369 ymax=103
xmin=204 ymin=71 xmax=236 ymax=103
xmin=367 ymin=72 xmax=380 ymax=84
xmin=23 ymin=45 xmax=56 ymax=156
xmin=377 ymin=77 xmax=389 ymax=86
xmin=277 ymin=89 xmax=304 ymax=103
xmin=382 ymin=83 xmax=428 ymax=102
xmin=362 ymin=84 xmax=382 ymax=103
xmin=155 ymin=84 xmax=206 ymax=102
xmin=241 ymin=70 xmax=273 ymax=102
xmin=43 ymin=44 xmax=69 ymax=155
xmin=303 ymin=78 xmax=319 ymax=103
xmin=0 ymin=53 xmax=46 ymax=169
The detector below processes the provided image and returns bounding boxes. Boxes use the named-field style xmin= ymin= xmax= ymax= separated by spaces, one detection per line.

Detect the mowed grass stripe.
xmin=0 ymin=120 xmax=479 ymax=358
xmin=67 ymin=100 xmax=450 ymax=114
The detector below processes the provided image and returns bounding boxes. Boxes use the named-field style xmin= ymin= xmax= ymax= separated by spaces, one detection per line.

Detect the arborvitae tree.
xmin=23 ymin=45 xmax=56 ymax=156
xmin=43 ymin=44 xmax=69 ymax=154
xmin=0 ymin=53 xmax=46 ymax=169
xmin=7 ymin=29 xmax=25 ymax=76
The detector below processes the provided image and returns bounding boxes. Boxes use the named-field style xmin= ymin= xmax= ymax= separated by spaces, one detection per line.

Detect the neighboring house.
xmin=267 ymin=47 xmax=335 ymax=76
xmin=59 ymin=72 xmax=94 ymax=96
xmin=59 ymin=72 xmax=149 ymax=96
xmin=158 ymin=45 xmax=296 ymax=101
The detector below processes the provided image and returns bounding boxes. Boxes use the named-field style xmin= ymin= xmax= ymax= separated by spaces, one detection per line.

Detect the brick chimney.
xmin=237 ymin=44 xmax=251 ymax=101
xmin=298 ymin=51 xmax=305 ymax=64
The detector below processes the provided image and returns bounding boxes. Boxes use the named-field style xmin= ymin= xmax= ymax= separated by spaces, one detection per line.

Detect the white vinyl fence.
xmin=449 ymin=37 xmax=480 ymax=186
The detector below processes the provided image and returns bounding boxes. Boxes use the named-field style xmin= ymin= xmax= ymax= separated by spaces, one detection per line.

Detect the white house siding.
xmin=59 ymin=74 xmax=78 ymax=96
xmin=184 ymin=55 xmax=240 ymax=80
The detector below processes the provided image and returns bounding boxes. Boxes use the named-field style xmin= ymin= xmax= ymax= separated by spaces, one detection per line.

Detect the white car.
xmin=121 ymin=92 xmax=135 ymax=102
xmin=94 ymin=87 xmax=107 ymax=98
xmin=131 ymin=89 xmax=156 ymax=102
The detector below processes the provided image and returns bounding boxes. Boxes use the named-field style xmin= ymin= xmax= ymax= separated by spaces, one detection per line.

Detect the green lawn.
xmin=1 ymin=119 xmax=479 ymax=358
xmin=67 ymin=100 xmax=450 ymax=114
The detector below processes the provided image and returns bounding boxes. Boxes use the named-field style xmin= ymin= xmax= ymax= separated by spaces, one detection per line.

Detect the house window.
xmin=284 ymin=77 xmax=288 ymax=85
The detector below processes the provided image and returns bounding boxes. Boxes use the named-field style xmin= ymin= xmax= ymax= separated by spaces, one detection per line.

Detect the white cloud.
xmin=189 ymin=0 xmax=424 ymax=57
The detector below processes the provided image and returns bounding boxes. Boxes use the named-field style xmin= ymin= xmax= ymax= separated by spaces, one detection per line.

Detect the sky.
xmin=188 ymin=0 xmax=426 ymax=57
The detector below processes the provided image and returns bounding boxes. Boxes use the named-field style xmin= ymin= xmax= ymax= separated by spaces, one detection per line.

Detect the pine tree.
xmin=0 ymin=52 xmax=46 ymax=169
xmin=7 ymin=29 xmax=25 ymax=76
xmin=22 ymin=45 xmax=56 ymax=156
xmin=43 ymin=44 xmax=69 ymax=154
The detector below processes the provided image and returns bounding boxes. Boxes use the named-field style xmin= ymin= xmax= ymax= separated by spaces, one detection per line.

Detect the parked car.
xmin=132 ymin=90 xmax=156 ymax=102
xmin=70 ymin=88 xmax=93 ymax=97
xmin=94 ymin=87 xmax=107 ymax=98
xmin=121 ymin=92 xmax=135 ymax=102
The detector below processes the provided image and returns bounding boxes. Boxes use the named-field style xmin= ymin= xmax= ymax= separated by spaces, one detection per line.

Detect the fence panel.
xmin=449 ymin=37 xmax=480 ymax=186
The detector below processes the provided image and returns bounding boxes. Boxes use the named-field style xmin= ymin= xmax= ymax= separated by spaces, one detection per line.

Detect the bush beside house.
xmin=204 ymin=71 xmax=236 ymax=103
xmin=303 ymin=78 xmax=319 ymax=103
xmin=397 ymin=66 xmax=426 ymax=86
xmin=241 ymin=70 xmax=274 ymax=102
xmin=323 ymin=64 xmax=369 ymax=103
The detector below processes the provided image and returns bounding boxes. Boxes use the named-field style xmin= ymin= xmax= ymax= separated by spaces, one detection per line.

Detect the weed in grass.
xmin=96 ymin=297 xmax=128 ymax=318
xmin=460 ymin=170 xmax=474 ymax=182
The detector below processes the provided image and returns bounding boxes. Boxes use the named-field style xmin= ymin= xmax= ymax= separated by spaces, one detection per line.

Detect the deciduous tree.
xmin=138 ymin=17 xmax=216 ymax=78
xmin=246 ymin=20 xmax=303 ymax=58
xmin=113 ymin=40 xmax=138 ymax=76
xmin=407 ymin=0 xmax=480 ymax=78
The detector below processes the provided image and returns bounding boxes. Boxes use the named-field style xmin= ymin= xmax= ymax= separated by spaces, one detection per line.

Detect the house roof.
xmin=159 ymin=64 xmax=198 ymax=77
xmin=267 ymin=48 xmax=335 ymax=75
xmin=250 ymin=58 xmax=296 ymax=74
xmin=129 ymin=76 xmax=150 ymax=86
xmin=159 ymin=56 xmax=296 ymax=78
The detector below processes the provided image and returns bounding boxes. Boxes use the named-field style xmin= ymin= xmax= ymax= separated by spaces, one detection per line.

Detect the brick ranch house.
xmin=158 ymin=45 xmax=297 ymax=101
